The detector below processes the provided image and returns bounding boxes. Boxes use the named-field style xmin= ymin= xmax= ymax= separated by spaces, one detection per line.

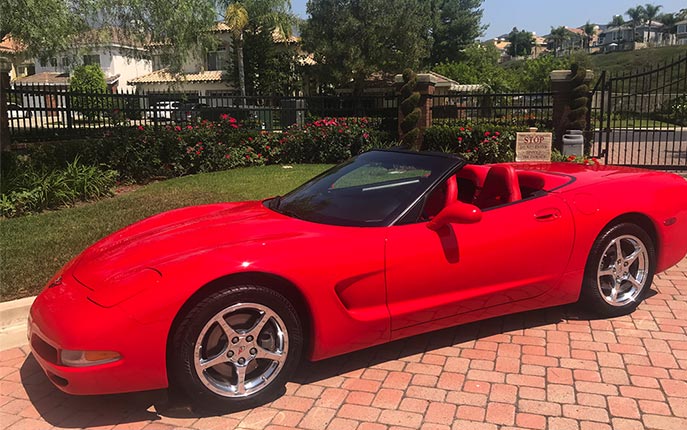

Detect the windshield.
xmin=268 ymin=150 xmax=462 ymax=227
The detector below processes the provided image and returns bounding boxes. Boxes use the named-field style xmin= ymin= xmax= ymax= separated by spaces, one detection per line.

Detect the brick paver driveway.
xmin=2 ymin=257 xmax=686 ymax=430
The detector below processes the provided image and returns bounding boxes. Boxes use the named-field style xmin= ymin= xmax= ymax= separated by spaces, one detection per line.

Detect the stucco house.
xmin=677 ymin=20 xmax=687 ymax=45
xmin=13 ymin=29 xmax=151 ymax=92
xmin=0 ymin=36 xmax=34 ymax=82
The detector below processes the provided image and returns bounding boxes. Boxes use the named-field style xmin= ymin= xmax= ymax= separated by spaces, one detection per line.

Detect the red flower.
xmin=567 ymin=155 xmax=577 ymax=161
xmin=494 ymin=131 xmax=501 ymax=137
xmin=457 ymin=137 xmax=463 ymax=142
xmin=195 ymin=151 xmax=201 ymax=155
xmin=137 ymin=125 xmax=145 ymax=131
xmin=229 ymin=117 xmax=237 ymax=123
xmin=245 ymin=155 xmax=250 ymax=159
xmin=230 ymin=123 xmax=238 ymax=129
xmin=363 ymin=133 xmax=369 ymax=139
xmin=186 ymin=125 xmax=193 ymax=130
xmin=338 ymin=129 xmax=343 ymax=133
xmin=460 ymin=127 xmax=465 ymax=132
xmin=248 ymin=137 xmax=253 ymax=142
xmin=484 ymin=131 xmax=491 ymax=137
xmin=220 ymin=113 xmax=229 ymax=120
xmin=225 ymin=154 xmax=231 ymax=159
xmin=174 ymin=126 xmax=182 ymax=132
xmin=265 ymin=145 xmax=271 ymax=150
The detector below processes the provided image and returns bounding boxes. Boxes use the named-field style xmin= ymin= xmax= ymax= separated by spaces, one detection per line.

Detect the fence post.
xmin=0 ymin=72 xmax=10 ymax=152
xmin=550 ymin=68 xmax=594 ymax=152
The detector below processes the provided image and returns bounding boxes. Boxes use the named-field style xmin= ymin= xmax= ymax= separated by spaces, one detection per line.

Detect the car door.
xmin=385 ymin=193 xmax=574 ymax=334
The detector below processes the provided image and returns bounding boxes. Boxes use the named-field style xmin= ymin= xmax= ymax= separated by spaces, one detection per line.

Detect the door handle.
xmin=535 ymin=208 xmax=561 ymax=221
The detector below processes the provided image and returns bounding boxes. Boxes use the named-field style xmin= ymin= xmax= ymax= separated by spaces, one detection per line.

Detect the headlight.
xmin=60 ymin=350 xmax=121 ymax=367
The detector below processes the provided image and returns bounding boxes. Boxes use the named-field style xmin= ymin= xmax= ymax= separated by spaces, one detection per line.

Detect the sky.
xmin=290 ymin=0 xmax=687 ymax=39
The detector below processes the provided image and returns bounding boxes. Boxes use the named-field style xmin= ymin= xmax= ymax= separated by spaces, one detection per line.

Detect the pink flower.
xmin=457 ymin=137 xmax=463 ymax=142
xmin=363 ymin=133 xmax=369 ymax=139
xmin=137 ymin=125 xmax=145 ymax=131
xmin=248 ymin=137 xmax=253 ymax=142
xmin=187 ymin=125 xmax=193 ymax=130
xmin=230 ymin=123 xmax=238 ymax=129
xmin=225 ymin=154 xmax=231 ymax=159
xmin=175 ymin=126 xmax=182 ymax=132
xmin=229 ymin=117 xmax=237 ymax=123
xmin=220 ymin=113 xmax=229 ymax=120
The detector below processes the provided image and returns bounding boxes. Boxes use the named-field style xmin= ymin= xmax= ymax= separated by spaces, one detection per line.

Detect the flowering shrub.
xmin=424 ymin=124 xmax=516 ymax=164
xmin=255 ymin=117 xmax=391 ymax=164
xmin=551 ymin=149 xmax=601 ymax=166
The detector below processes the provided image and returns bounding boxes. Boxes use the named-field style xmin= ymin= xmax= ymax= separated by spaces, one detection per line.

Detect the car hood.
xmin=72 ymin=200 xmax=298 ymax=292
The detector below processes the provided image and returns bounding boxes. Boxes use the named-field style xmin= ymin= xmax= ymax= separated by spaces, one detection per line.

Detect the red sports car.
xmin=29 ymin=150 xmax=687 ymax=410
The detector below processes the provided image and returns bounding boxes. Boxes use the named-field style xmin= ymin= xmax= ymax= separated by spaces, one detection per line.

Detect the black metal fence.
xmin=5 ymin=85 xmax=399 ymax=142
xmin=430 ymin=92 xmax=554 ymax=129
xmin=590 ymin=55 xmax=687 ymax=169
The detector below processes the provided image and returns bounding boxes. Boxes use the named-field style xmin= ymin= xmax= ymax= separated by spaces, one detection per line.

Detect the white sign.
xmin=516 ymin=130 xmax=552 ymax=162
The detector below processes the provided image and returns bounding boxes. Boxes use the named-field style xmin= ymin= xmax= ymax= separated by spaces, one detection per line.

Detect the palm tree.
xmin=644 ymin=4 xmax=662 ymax=43
xmin=549 ymin=26 xmax=568 ymax=57
xmin=222 ymin=0 xmax=296 ymax=99
xmin=608 ymin=15 xmax=625 ymax=27
xmin=582 ymin=21 xmax=596 ymax=52
xmin=626 ymin=5 xmax=647 ymax=47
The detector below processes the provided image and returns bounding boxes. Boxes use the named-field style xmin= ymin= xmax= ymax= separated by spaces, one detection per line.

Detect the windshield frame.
xmin=266 ymin=149 xmax=465 ymax=227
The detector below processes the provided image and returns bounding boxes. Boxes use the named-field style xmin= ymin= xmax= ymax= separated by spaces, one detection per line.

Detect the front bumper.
xmin=29 ymin=273 xmax=169 ymax=395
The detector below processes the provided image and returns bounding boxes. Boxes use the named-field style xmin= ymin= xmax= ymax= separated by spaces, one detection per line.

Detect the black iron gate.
xmin=591 ymin=55 xmax=687 ymax=170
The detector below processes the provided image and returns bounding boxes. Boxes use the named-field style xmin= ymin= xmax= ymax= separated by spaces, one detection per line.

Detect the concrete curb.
xmin=0 ymin=296 xmax=35 ymax=351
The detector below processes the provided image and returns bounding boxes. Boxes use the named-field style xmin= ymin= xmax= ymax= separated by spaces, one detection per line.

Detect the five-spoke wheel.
xmin=171 ymin=285 xmax=303 ymax=411
xmin=582 ymin=223 xmax=655 ymax=317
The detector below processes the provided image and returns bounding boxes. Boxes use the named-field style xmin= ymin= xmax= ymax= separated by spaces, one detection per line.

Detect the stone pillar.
xmin=395 ymin=73 xmax=437 ymax=146
xmin=550 ymin=69 xmax=594 ymax=152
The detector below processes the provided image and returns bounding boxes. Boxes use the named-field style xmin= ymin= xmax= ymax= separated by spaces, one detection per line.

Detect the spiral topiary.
xmin=567 ymin=63 xmax=589 ymax=131
xmin=399 ymin=68 xmax=422 ymax=150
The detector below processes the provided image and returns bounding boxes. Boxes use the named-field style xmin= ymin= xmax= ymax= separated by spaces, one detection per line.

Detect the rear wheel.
xmin=581 ymin=223 xmax=655 ymax=317
xmin=170 ymin=285 xmax=303 ymax=411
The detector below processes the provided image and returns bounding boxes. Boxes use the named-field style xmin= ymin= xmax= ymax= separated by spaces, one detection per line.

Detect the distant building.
xmin=676 ymin=20 xmax=687 ymax=45
xmin=0 ymin=36 xmax=34 ymax=82
xmin=15 ymin=28 xmax=152 ymax=92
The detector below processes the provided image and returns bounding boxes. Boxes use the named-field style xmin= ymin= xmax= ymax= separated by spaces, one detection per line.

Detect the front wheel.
xmin=580 ymin=223 xmax=655 ymax=317
xmin=170 ymin=285 xmax=303 ymax=411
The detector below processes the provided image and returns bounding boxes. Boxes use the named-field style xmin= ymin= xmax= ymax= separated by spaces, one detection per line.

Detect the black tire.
xmin=580 ymin=223 xmax=655 ymax=317
xmin=170 ymin=285 xmax=303 ymax=412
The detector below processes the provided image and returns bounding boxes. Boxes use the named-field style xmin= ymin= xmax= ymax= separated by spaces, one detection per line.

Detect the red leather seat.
xmin=473 ymin=165 xmax=521 ymax=209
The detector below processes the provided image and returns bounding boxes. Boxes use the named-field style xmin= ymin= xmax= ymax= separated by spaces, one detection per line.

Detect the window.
xmin=61 ymin=57 xmax=71 ymax=68
xmin=678 ymin=24 xmax=687 ymax=34
xmin=83 ymin=54 xmax=100 ymax=66
xmin=40 ymin=57 xmax=58 ymax=67
xmin=207 ymin=47 xmax=226 ymax=71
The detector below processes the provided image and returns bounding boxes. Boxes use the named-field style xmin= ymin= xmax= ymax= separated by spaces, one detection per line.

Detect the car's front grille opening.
xmin=31 ymin=334 xmax=58 ymax=364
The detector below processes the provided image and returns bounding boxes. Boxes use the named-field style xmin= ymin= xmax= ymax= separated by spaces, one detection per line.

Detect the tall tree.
xmin=644 ymin=3 xmax=662 ymax=42
xmin=429 ymin=0 xmax=486 ymax=64
xmin=549 ymin=26 xmax=569 ymax=57
xmin=221 ymin=0 xmax=296 ymax=99
xmin=626 ymin=5 xmax=647 ymax=45
xmin=582 ymin=21 xmax=596 ymax=52
xmin=506 ymin=27 xmax=534 ymax=58
xmin=303 ymin=0 xmax=432 ymax=95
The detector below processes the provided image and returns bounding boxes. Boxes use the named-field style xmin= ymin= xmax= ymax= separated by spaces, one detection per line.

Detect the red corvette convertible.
xmin=29 ymin=149 xmax=687 ymax=410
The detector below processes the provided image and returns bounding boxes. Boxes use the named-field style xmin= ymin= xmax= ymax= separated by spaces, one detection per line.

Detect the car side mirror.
xmin=427 ymin=201 xmax=482 ymax=230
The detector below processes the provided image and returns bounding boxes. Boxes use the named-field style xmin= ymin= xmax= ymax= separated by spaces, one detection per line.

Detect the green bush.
xmin=1 ymin=157 xmax=117 ymax=217
xmin=261 ymin=117 xmax=392 ymax=164
xmin=423 ymin=123 xmax=517 ymax=163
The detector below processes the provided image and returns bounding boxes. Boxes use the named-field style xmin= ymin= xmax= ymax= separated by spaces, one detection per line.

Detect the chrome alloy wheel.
xmin=596 ymin=234 xmax=649 ymax=307
xmin=193 ymin=303 xmax=288 ymax=397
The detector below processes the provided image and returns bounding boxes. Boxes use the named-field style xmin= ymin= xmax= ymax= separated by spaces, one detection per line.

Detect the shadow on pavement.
xmin=20 ymin=291 xmax=656 ymax=427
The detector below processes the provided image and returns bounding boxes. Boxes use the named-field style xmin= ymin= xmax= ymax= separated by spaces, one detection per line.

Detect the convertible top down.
xmin=29 ymin=150 xmax=687 ymax=410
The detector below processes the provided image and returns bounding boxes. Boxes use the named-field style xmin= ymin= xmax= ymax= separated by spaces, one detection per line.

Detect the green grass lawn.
xmin=0 ymin=164 xmax=332 ymax=301
xmin=588 ymin=46 xmax=687 ymax=77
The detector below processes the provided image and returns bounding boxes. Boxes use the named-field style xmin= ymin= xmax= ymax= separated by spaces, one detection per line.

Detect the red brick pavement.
xmin=1 ymin=257 xmax=686 ymax=430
